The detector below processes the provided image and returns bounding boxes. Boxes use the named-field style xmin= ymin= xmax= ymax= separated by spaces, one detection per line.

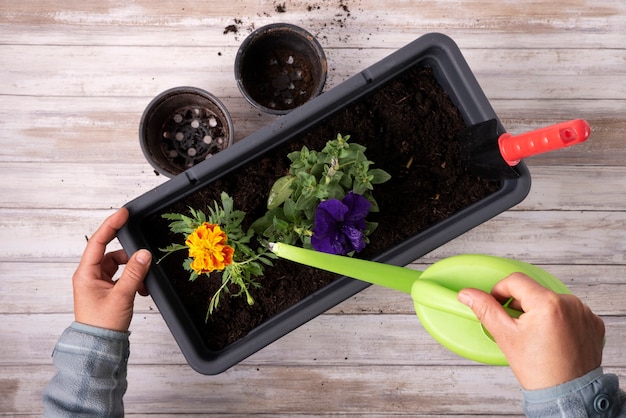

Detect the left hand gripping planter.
xmin=118 ymin=33 xmax=532 ymax=374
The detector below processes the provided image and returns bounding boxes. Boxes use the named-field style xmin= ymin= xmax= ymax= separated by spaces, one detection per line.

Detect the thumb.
xmin=115 ymin=249 xmax=152 ymax=299
xmin=458 ymin=288 xmax=516 ymax=342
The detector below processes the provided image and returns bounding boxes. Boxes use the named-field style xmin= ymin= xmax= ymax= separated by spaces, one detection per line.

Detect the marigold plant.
xmin=185 ymin=223 xmax=234 ymax=274
xmin=159 ymin=192 xmax=275 ymax=319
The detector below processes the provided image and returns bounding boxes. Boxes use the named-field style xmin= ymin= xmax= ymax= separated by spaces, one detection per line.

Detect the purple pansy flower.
xmin=311 ymin=192 xmax=371 ymax=255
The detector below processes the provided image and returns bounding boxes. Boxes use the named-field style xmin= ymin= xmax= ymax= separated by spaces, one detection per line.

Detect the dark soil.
xmin=223 ymin=24 xmax=238 ymax=35
xmin=147 ymin=65 xmax=499 ymax=351
xmin=240 ymin=47 xmax=320 ymax=111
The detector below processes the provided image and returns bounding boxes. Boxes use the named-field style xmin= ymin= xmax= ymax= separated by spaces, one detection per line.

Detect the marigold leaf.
xmin=258 ymin=256 xmax=274 ymax=266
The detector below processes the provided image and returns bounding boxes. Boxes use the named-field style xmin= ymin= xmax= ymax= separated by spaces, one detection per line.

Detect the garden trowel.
xmin=269 ymin=242 xmax=570 ymax=365
xmin=460 ymin=118 xmax=590 ymax=179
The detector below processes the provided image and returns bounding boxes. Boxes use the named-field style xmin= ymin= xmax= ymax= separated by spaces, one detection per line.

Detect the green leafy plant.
xmin=251 ymin=133 xmax=391 ymax=250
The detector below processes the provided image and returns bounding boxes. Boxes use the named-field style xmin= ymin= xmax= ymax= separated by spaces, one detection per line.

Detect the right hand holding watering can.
xmin=458 ymin=273 xmax=604 ymax=390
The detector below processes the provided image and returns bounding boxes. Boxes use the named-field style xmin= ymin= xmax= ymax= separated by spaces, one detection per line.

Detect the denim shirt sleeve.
xmin=523 ymin=367 xmax=626 ymax=417
xmin=42 ymin=322 xmax=130 ymax=418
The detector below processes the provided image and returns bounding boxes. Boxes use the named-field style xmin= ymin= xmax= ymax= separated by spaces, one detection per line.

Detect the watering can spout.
xmin=268 ymin=242 xmax=418 ymax=294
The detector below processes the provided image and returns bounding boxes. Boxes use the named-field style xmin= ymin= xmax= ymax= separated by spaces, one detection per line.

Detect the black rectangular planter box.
xmin=118 ymin=33 xmax=531 ymax=375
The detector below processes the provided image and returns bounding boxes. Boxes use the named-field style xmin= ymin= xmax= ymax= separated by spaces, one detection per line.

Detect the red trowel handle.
xmin=498 ymin=119 xmax=591 ymax=166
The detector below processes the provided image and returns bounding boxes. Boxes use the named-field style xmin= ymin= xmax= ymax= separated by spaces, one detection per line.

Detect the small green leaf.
xmin=258 ymin=256 xmax=274 ymax=266
xmin=295 ymin=193 xmax=318 ymax=212
xmin=352 ymin=182 xmax=369 ymax=195
xmin=272 ymin=216 xmax=290 ymax=232
xmin=365 ymin=193 xmax=380 ymax=212
xmin=348 ymin=142 xmax=366 ymax=153
xmin=326 ymin=184 xmax=345 ymax=200
xmin=364 ymin=221 xmax=379 ymax=236
xmin=369 ymin=168 xmax=392 ymax=184
xmin=221 ymin=191 xmax=233 ymax=214
xmin=249 ymin=214 xmax=271 ymax=234
xmin=267 ymin=175 xmax=296 ymax=209
xmin=310 ymin=162 xmax=325 ymax=178
xmin=283 ymin=198 xmax=298 ymax=221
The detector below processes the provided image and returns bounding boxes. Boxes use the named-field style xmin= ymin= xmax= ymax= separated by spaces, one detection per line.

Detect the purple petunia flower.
xmin=311 ymin=192 xmax=371 ymax=255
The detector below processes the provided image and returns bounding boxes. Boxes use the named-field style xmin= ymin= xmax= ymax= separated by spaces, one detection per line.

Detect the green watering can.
xmin=269 ymin=243 xmax=571 ymax=365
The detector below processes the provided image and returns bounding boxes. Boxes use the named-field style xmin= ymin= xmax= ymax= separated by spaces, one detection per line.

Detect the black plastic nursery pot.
xmin=234 ymin=23 xmax=327 ymax=114
xmin=139 ymin=87 xmax=234 ymax=177
xmin=118 ymin=33 xmax=531 ymax=375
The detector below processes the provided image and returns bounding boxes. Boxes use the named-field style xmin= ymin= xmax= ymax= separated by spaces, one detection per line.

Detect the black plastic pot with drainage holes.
xmin=139 ymin=87 xmax=234 ymax=177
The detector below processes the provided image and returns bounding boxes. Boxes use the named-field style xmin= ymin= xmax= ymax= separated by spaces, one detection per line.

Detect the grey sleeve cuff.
xmin=42 ymin=322 xmax=131 ymax=417
xmin=70 ymin=321 xmax=130 ymax=342
xmin=523 ymin=367 xmax=624 ymax=417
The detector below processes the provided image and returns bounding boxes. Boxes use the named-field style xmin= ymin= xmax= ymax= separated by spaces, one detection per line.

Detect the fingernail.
xmin=136 ymin=249 xmax=152 ymax=265
xmin=457 ymin=290 xmax=473 ymax=308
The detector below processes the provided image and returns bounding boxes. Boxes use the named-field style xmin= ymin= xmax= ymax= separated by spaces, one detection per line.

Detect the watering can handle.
xmin=498 ymin=119 xmax=590 ymax=166
xmin=411 ymin=280 xmax=523 ymax=322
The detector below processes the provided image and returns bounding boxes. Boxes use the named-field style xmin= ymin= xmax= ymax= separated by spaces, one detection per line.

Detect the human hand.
xmin=458 ymin=273 xmax=605 ymax=390
xmin=72 ymin=208 xmax=152 ymax=332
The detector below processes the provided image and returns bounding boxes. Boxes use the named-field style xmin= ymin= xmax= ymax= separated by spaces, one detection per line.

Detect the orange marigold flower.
xmin=185 ymin=223 xmax=234 ymax=274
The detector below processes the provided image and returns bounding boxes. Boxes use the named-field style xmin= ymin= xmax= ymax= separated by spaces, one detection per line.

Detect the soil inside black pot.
xmin=240 ymin=47 xmax=320 ymax=111
xmin=241 ymin=47 xmax=323 ymax=111
xmin=147 ymin=65 xmax=500 ymax=351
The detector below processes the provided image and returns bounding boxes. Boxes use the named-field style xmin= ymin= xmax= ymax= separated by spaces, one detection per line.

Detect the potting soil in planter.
xmin=147 ymin=65 xmax=500 ymax=351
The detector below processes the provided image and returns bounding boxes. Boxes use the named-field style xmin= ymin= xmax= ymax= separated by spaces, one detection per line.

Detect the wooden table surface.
xmin=1 ymin=1 xmax=625 ymax=416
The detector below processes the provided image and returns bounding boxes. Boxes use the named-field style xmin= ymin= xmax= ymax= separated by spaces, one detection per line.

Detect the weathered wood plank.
xmin=425 ymin=210 xmax=626 ymax=264
xmin=3 ymin=313 xmax=625 ymax=368
xmin=516 ymin=166 xmax=626 ymax=211
xmin=0 ymin=363 xmax=533 ymax=416
xmin=1 ymin=45 xmax=624 ymax=99
xmin=2 ymin=208 xmax=626 ymax=264
xmin=0 ymin=261 xmax=158 ymax=314
xmin=3 ymin=261 xmax=624 ymax=315
xmin=2 ymin=163 xmax=626 ymax=211
xmin=0 ymin=209 xmax=113 ymax=262
xmin=3 ymin=363 xmax=624 ymax=416
xmin=1 ymin=0 xmax=624 ymax=49
xmin=0 ymin=163 xmax=166 ymax=209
